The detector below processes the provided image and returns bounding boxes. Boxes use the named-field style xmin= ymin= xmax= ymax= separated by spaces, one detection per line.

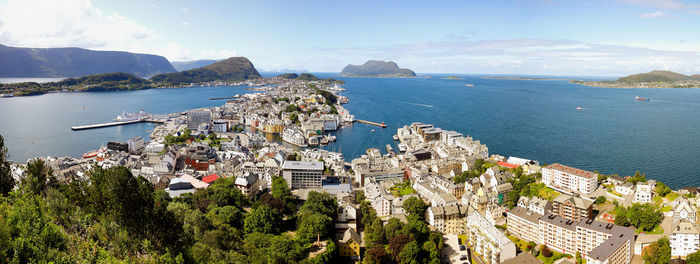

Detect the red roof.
xmin=202 ymin=174 xmax=219 ymax=183
xmin=497 ymin=161 xmax=519 ymax=169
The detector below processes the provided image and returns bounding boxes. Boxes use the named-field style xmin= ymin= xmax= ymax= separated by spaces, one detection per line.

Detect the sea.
xmin=1 ymin=74 xmax=699 ymax=189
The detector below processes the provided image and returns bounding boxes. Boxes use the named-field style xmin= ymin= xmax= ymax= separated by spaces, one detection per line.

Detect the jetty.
xmin=354 ymin=119 xmax=387 ymax=128
xmin=71 ymin=118 xmax=166 ymax=131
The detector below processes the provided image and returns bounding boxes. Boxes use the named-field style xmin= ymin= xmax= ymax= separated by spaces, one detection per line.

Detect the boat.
xmin=371 ymin=129 xmax=376 ymax=133
xmin=465 ymin=84 xmax=474 ymax=87
xmin=320 ymin=138 xmax=329 ymax=145
xmin=393 ymin=135 xmax=399 ymax=141
xmin=82 ymin=150 xmax=99 ymax=159
xmin=385 ymin=144 xmax=394 ymax=154
xmin=576 ymin=106 xmax=583 ymax=110
xmin=114 ymin=109 xmax=150 ymax=122
xmin=326 ymin=134 xmax=336 ymax=142
xmin=397 ymin=143 xmax=407 ymax=152
xmin=635 ymin=96 xmax=650 ymax=101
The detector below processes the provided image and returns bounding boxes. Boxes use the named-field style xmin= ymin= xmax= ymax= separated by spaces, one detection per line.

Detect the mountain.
xmin=170 ymin=59 xmax=219 ymax=71
xmin=1 ymin=72 xmax=155 ymax=96
xmin=150 ymin=57 xmax=261 ymax=84
xmin=617 ymin=70 xmax=700 ymax=83
xmin=340 ymin=60 xmax=416 ymax=77
xmin=0 ymin=44 xmax=175 ymax=78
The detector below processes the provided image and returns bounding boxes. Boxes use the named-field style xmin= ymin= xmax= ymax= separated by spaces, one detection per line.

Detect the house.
xmin=615 ymin=182 xmax=634 ymax=196
xmin=553 ymin=194 xmax=594 ymax=222
xmin=202 ymin=174 xmax=219 ymax=184
xmin=674 ymin=198 xmax=697 ymax=223
xmin=608 ymin=175 xmax=625 ymax=186
xmin=670 ymin=221 xmax=700 ymax=258
xmin=338 ymin=228 xmax=362 ymax=260
xmin=501 ymin=252 xmax=541 ymax=264
xmin=634 ymin=183 xmax=652 ymax=204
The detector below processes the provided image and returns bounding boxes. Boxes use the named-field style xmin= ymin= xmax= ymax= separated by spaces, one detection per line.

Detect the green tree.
xmin=403 ymin=196 xmax=428 ymax=219
xmin=298 ymin=191 xmax=337 ymax=221
xmin=366 ymin=218 xmax=386 ymax=247
xmin=655 ymin=182 xmax=671 ymax=197
xmin=399 ymin=240 xmax=420 ymax=264
xmin=244 ymin=205 xmax=280 ymax=234
xmin=0 ymin=134 xmax=14 ymax=196
xmin=389 ymin=234 xmax=413 ymax=262
xmin=384 ymin=217 xmax=404 ymax=240
xmin=687 ymin=248 xmax=700 ymax=264
xmin=297 ymin=213 xmax=333 ymax=244
xmin=22 ymin=158 xmax=54 ymax=195
xmin=595 ymin=196 xmax=607 ymax=205
xmin=643 ymin=237 xmax=670 ymax=264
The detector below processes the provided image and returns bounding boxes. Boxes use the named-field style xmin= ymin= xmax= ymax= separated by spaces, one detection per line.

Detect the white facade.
xmin=542 ymin=163 xmax=598 ymax=194
xmin=634 ymin=184 xmax=652 ymax=204
xmin=671 ymin=222 xmax=700 ymax=258
xmin=466 ymin=211 xmax=516 ymax=264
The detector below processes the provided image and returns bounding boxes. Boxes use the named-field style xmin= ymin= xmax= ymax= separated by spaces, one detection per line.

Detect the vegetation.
xmin=0 ymin=134 xmax=14 ymax=196
xmin=614 ymin=203 xmax=663 ymax=232
xmin=687 ymin=248 xmax=700 ymax=264
xmin=627 ymin=171 xmax=647 ymax=184
xmin=340 ymin=60 xmax=416 ymax=77
xmin=594 ymin=196 xmax=607 ymax=205
xmin=389 ymin=181 xmax=415 ymax=197
xmin=1 ymin=72 xmax=156 ymax=96
xmin=642 ymin=237 xmax=670 ymax=264
xmin=150 ymin=57 xmax=261 ymax=85
xmin=165 ymin=129 xmax=192 ymax=146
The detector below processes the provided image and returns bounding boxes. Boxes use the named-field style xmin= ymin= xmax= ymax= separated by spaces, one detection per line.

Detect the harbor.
xmin=354 ymin=119 xmax=387 ymax=128
xmin=71 ymin=110 xmax=171 ymax=131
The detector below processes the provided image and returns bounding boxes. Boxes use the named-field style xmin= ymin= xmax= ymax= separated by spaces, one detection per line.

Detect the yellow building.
xmin=339 ymin=228 xmax=362 ymax=260
xmin=263 ymin=123 xmax=285 ymax=134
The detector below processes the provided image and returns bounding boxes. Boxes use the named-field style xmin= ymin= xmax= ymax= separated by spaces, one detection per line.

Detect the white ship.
xmin=114 ymin=110 xmax=150 ymax=122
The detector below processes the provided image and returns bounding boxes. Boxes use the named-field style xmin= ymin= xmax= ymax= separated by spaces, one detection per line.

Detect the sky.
xmin=1 ymin=0 xmax=700 ymax=76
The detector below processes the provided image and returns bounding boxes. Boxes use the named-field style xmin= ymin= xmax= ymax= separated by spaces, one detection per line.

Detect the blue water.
xmin=1 ymin=74 xmax=700 ymax=188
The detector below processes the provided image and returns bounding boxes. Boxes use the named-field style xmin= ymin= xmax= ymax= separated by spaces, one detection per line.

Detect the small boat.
xmin=635 ymin=96 xmax=650 ymax=101
xmin=82 ymin=150 xmax=99 ymax=159
xmin=393 ymin=135 xmax=399 ymax=141
xmin=371 ymin=129 xmax=376 ymax=133
xmin=465 ymin=84 xmax=474 ymax=87
xmin=576 ymin=106 xmax=583 ymax=110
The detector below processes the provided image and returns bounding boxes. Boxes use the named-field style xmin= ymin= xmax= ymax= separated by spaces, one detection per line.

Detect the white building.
xmin=542 ymin=163 xmax=598 ymax=194
xmin=466 ymin=211 xmax=516 ymax=264
xmin=674 ymin=198 xmax=697 ymax=223
xmin=615 ymin=182 xmax=634 ymax=196
xmin=281 ymin=161 xmax=323 ymax=189
xmin=670 ymin=221 xmax=700 ymax=258
xmin=634 ymin=183 xmax=652 ymax=204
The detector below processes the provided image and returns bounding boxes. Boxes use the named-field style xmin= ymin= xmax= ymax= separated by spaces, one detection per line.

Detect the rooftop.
xmin=282 ymin=161 xmax=323 ymax=171
xmin=545 ymin=163 xmax=597 ymax=179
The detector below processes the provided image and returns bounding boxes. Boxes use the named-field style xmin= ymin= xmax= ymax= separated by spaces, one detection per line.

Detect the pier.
xmin=71 ymin=118 xmax=166 ymax=131
xmin=354 ymin=119 xmax=387 ymax=128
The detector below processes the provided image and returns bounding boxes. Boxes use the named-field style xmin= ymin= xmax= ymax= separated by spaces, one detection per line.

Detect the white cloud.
xmin=200 ymin=49 xmax=238 ymax=59
xmin=180 ymin=7 xmax=189 ymax=13
xmin=640 ymin=10 xmax=670 ymax=18
xmin=618 ymin=0 xmax=686 ymax=10
xmin=0 ymin=0 xmax=195 ymax=61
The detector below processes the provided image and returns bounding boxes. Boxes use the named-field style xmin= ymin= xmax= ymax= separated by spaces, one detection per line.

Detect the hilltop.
xmin=275 ymin=73 xmax=345 ymax=84
xmin=0 ymin=44 xmax=175 ymax=78
xmin=574 ymin=70 xmax=700 ymax=88
xmin=0 ymin=72 xmax=155 ymax=96
xmin=340 ymin=60 xmax=416 ymax=77
xmin=170 ymin=59 xmax=219 ymax=71
xmin=150 ymin=57 xmax=261 ymax=85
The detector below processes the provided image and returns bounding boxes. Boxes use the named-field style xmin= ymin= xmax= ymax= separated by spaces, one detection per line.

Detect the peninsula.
xmin=574 ymin=70 xmax=700 ymax=88
xmin=339 ymin=60 xmax=416 ymax=77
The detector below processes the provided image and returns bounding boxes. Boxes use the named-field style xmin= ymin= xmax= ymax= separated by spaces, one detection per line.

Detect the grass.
xmin=666 ymin=192 xmax=680 ymax=201
xmin=458 ymin=234 xmax=468 ymax=245
xmin=661 ymin=205 xmax=672 ymax=213
xmin=389 ymin=181 xmax=415 ymax=197
xmin=636 ymin=224 xmax=664 ymax=235
xmin=536 ymin=251 xmax=573 ymax=264
xmin=507 ymin=235 xmax=530 ymax=252
xmin=607 ymin=189 xmax=622 ymax=197
xmin=653 ymin=196 xmax=664 ymax=206
xmin=530 ymin=183 xmax=560 ymax=200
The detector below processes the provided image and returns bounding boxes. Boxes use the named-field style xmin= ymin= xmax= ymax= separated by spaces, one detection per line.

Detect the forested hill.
xmin=0 ymin=44 xmax=175 ymax=77
xmin=150 ymin=57 xmax=262 ymax=85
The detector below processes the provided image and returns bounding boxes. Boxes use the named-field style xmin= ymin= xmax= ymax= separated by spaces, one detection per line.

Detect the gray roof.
xmin=539 ymin=213 xmax=578 ymax=231
xmin=586 ymin=232 xmax=633 ymax=262
xmin=554 ymin=194 xmax=594 ymax=209
xmin=502 ymin=252 xmax=542 ymax=264
xmin=577 ymin=218 xmax=635 ymax=238
xmin=282 ymin=161 xmax=323 ymax=171
xmin=672 ymin=221 xmax=700 ymax=235
xmin=508 ymin=206 xmax=544 ymax=224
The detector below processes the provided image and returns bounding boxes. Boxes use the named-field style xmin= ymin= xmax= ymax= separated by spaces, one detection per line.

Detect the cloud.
xmin=200 ymin=49 xmax=238 ymax=59
xmin=180 ymin=7 xmax=189 ymax=13
xmin=0 ymin=0 xmax=194 ymax=61
xmin=618 ymin=0 xmax=686 ymax=10
xmin=640 ymin=10 xmax=670 ymax=18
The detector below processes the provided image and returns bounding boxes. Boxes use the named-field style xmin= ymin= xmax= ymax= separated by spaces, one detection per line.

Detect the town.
xmin=5 ymin=76 xmax=700 ymax=264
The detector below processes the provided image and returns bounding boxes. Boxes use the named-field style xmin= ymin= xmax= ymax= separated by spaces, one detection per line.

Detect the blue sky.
xmin=1 ymin=0 xmax=700 ymax=75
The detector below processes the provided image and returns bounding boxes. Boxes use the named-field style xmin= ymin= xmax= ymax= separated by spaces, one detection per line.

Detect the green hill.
xmin=150 ymin=57 xmax=261 ymax=84
xmin=340 ymin=60 xmax=416 ymax=77
xmin=617 ymin=70 xmax=696 ymax=83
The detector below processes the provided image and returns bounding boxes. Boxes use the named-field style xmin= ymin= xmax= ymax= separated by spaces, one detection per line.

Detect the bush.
xmin=541 ymin=245 xmax=553 ymax=258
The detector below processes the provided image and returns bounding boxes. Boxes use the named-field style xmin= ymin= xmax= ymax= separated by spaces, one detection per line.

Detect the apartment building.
xmin=670 ymin=221 xmax=700 ymax=258
xmin=542 ymin=163 xmax=598 ymax=194
xmin=466 ymin=211 xmax=516 ymax=264
xmin=427 ymin=204 xmax=467 ymax=234
xmin=553 ymin=194 xmax=594 ymax=222
xmin=281 ymin=161 xmax=323 ymax=189
xmin=507 ymin=206 xmax=543 ymax=243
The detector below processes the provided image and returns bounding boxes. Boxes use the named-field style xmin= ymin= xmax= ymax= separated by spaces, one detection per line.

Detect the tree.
xmin=403 ymin=196 xmax=428 ymax=219
xmin=595 ymin=196 xmax=607 ymax=205
xmin=297 ymin=213 xmax=333 ymax=244
xmin=0 ymin=134 xmax=14 ymax=196
xmin=244 ymin=205 xmax=280 ymax=234
xmin=655 ymin=182 xmax=671 ymax=197
xmin=541 ymin=245 xmax=553 ymax=258
xmin=298 ymin=191 xmax=337 ymax=221
xmin=687 ymin=248 xmax=700 ymax=264
xmin=643 ymin=237 xmax=670 ymax=264
xmin=366 ymin=218 xmax=386 ymax=247
xmin=576 ymin=251 xmax=583 ymax=264
xmin=22 ymin=158 xmax=54 ymax=195
xmin=399 ymin=240 xmax=420 ymax=264
xmin=365 ymin=246 xmax=389 ymax=264
xmin=271 ymin=176 xmax=292 ymax=201
xmin=384 ymin=217 xmax=404 ymax=240
xmin=389 ymin=234 xmax=413 ymax=262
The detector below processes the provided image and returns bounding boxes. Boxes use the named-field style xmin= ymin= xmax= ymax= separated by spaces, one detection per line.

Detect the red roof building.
xmin=202 ymin=174 xmax=219 ymax=184
xmin=497 ymin=161 xmax=519 ymax=169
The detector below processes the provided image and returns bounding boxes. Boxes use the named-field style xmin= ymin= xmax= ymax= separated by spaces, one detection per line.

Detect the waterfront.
xmin=2 ymin=74 xmax=700 ymax=188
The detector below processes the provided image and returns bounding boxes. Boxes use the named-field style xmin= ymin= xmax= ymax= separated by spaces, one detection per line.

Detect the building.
xmin=281 ymin=161 xmax=323 ymax=189
xmin=578 ymin=218 xmax=635 ymax=264
xmin=466 ymin=211 xmax=516 ymax=264
xmin=670 ymin=221 xmax=700 ymax=258
xmin=426 ymin=204 xmax=467 ymax=234
xmin=674 ymin=198 xmax=697 ymax=223
xmin=187 ymin=110 xmax=212 ymax=130
xmin=538 ymin=213 xmax=579 ymax=254
xmin=507 ymin=206 xmax=543 ymax=244
xmin=338 ymin=228 xmax=362 ymax=260
xmin=542 ymin=163 xmax=598 ymax=194
xmin=184 ymin=144 xmax=217 ymax=171
xmin=212 ymin=119 xmax=229 ymax=133
xmin=634 ymin=183 xmax=652 ymax=204
xmin=426 ymin=206 xmax=445 ymax=233
xmin=127 ymin=136 xmax=145 ymax=154
xmin=552 ymin=194 xmax=594 ymax=222
xmin=615 ymin=182 xmax=634 ymax=196
xmin=501 ymin=252 xmax=541 ymax=264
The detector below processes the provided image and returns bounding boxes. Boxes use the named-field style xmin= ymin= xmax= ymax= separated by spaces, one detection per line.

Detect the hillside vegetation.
xmin=151 ymin=57 xmax=261 ymax=85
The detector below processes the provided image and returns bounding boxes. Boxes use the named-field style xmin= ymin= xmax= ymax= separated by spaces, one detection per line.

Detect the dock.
xmin=71 ymin=118 xmax=166 ymax=131
xmin=354 ymin=119 xmax=387 ymax=128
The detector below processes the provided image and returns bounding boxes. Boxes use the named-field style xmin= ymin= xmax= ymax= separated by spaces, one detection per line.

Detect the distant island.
xmin=574 ymin=70 xmax=700 ymax=88
xmin=440 ymin=76 xmax=464 ymax=80
xmin=0 ymin=59 xmax=344 ymax=96
xmin=483 ymin=76 xmax=563 ymax=80
xmin=0 ymin=44 xmax=175 ymax=78
xmin=170 ymin=59 xmax=219 ymax=71
xmin=340 ymin=60 xmax=416 ymax=77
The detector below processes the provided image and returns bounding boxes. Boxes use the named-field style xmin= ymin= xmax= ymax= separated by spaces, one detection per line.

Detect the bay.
xmin=1 ymin=74 xmax=700 ymax=189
